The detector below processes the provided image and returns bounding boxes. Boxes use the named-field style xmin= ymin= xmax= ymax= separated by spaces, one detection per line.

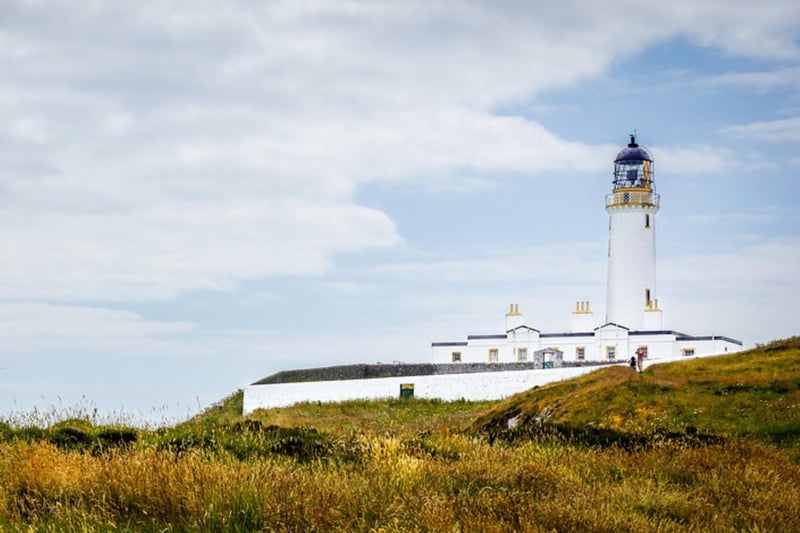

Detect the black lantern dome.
xmin=613 ymin=134 xmax=654 ymax=190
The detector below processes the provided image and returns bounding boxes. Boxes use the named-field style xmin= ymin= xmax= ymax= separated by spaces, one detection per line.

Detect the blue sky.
xmin=1 ymin=1 xmax=799 ymax=423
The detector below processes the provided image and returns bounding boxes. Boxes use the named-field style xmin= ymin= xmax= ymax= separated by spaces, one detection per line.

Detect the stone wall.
xmin=252 ymin=360 xmax=611 ymax=385
xmin=243 ymin=364 xmax=614 ymax=413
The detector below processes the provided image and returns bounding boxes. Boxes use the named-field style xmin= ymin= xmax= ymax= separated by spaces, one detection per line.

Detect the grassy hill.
xmin=192 ymin=336 xmax=800 ymax=451
xmin=472 ymin=336 xmax=800 ymax=451
xmin=2 ymin=338 xmax=800 ymax=531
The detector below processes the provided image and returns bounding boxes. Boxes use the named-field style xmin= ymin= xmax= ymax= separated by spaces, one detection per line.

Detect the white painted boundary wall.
xmin=244 ymin=365 xmax=605 ymax=414
xmin=243 ymin=352 xmax=733 ymax=414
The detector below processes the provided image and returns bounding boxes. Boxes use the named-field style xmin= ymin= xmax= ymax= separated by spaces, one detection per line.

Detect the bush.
xmin=49 ymin=425 xmax=91 ymax=450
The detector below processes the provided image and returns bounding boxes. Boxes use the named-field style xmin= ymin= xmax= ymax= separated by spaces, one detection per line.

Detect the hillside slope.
xmin=472 ymin=336 xmax=800 ymax=447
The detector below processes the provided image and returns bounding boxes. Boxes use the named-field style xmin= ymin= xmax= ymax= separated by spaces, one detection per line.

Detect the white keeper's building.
xmin=431 ymin=135 xmax=742 ymax=365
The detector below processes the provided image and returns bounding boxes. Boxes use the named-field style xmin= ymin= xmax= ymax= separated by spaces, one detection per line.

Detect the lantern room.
xmin=613 ymin=134 xmax=654 ymax=191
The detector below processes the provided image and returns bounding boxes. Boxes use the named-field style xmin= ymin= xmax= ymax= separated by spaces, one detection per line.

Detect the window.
xmin=682 ymin=348 xmax=695 ymax=357
xmin=645 ymin=214 xmax=650 ymax=228
xmin=451 ymin=352 xmax=461 ymax=363
xmin=576 ymin=347 xmax=586 ymax=361
xmin=489 ymin=348 xmax=499 ymax=363
xmin=606 ymin=346 xmax=616 ymax=360
xmin=517 ymin=348 xmax=528 ymax=362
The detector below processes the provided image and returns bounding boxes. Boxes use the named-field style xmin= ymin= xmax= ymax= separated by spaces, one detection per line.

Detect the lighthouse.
xmin=426 ymin=132 xmax=741 ymax=370
xmin=605 ymin=135 xmax=663 ymax=330
xmin=248 ymin=131 xmax=747 ymax=413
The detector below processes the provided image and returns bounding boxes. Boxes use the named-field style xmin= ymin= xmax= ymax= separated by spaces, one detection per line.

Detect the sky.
xmin=1 ymin=0 xmax=799 ymax=424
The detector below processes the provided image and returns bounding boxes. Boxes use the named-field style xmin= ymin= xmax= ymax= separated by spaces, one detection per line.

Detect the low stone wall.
xmin=252 ymin=360 xmax=613 ymax=385
xmin=243 ymin=364 xmax=615 ymax=413
xmin=243 ymin=353 xmax=728 ymax=413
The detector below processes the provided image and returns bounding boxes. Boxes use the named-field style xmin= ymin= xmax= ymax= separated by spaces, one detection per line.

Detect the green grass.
xmin=472 ymin=336 xmax=800 ymax=448
xmin=1 ymin=336 xmax=799 ymax=531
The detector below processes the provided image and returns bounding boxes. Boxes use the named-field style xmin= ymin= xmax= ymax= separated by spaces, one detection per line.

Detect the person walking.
xmin=636 ymin=347 xmax=645 ymax=373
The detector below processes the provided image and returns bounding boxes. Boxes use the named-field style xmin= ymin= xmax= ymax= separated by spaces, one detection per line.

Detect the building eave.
xmin=431 ymin=341 xmax=469 ymax=347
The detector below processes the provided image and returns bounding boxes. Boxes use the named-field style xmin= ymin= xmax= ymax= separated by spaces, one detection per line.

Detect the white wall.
xmin=243 ymin=365 xmax=603 ymax=414
xmin=243 ymin=348 xmax=743 ymax=413
xmin=606 ymin=205 xmax=659 ymax=329
xmin=431 ymin=330 xmax=742 ymax=365
xmin=243 ymin=339 xmax=752 ymax=415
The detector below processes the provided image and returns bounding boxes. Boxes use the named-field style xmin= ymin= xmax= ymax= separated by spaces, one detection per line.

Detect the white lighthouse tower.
xmin=605 ymin=135 xmax=663 ymax=330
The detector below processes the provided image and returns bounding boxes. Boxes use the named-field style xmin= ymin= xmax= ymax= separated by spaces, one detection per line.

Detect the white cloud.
xmin=651 ymin=145 xmax=733 ymax=174
xmin=371 ymin=243 xmax=606 ymax=285
xmin=701 ymin=67 xmax=800 ymax=92
xmin=0 ymin=199 xmax=399 ymax=301
xmin=662 ymin=237 xmax=800 ymax=292
xmin=0 ymin=302 xmax=195 ymax=353
xmin=660 ymin=236 xmax=800 ymax=343
xmin=721 ymin=116 xmax=800 ymax=142
xmin=8 ymin=115 xmax=53 ymax=144
xmin=2 ymin=0 xmax=799 ymax=307
xmin=682 ymin=206 xmax=800 ymax=225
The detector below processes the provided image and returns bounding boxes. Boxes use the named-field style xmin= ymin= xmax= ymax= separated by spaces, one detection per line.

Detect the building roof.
xmin=594 ymin=322 xmax=630 ymax=331
xmin=506 ymin=325 xmax=541 ymax=334
xmin=615 ymin=134 xmax=653 ymax=163
xmin=431 ymin=341 xmax=468 ymax=347
xmin=432 ymin=328 xmax=742 ymax=346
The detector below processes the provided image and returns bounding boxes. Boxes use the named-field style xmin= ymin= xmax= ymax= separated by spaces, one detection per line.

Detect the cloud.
xmin=0 ymin=302 xmax=195 ymax=354
xmin=701 ymin=67 xmax=800 ymax=92
xmin=0 ymin=199 xmax=399 ymax=301
xmin=720 ymin=116 xmax=800 ymax=142
xmin=662 ymin=236 xmax=800 ymax=292
xmin=682 ymin=206 xmax=800 ymax=226
xmin=659 ymin=236 xmax=800 ymax=343
xmin=370 ymin=243 xmax=606 ymax=286
xmin=1 ymin=0 xmax=799 ymax=307
xmin=651 ymin=145 xmax=733 ymax=175
xmin=675 ymin=2 xmax=800 ymax=59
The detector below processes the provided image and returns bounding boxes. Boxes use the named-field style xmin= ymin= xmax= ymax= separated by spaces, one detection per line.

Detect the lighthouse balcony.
xmin=606 ymin=190 xmax=660 ymax=208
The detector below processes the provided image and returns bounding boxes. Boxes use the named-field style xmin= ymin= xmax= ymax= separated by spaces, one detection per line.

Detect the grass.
xmin=0 ymin=337 xmax=798 ymax=531
xmin=472 ymin=336 xmax=800 ymax=446
xmin=2 ymin=431 xmax=799 ymax=531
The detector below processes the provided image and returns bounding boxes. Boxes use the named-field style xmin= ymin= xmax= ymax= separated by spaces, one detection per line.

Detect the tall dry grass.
xmin=2 ymin=431 xmax=799 ymax=532
xmin=4 ymin=340 xmax=800 ymax=531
